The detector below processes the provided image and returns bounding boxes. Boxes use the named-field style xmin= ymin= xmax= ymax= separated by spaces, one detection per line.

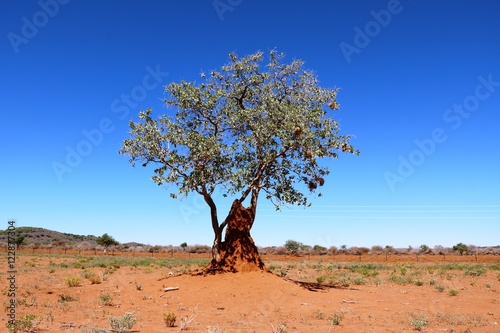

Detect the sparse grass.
xmin=435 ymin=284 xmax=446 ymax=292
xmin=352 ymin=276 xmax=367 ymax=285
xmin=271 ymin=322 xmax=287 ymax=333
xmin=163 ymin=312 xmax=176 ymax=327
xmin=81 ymin=325 xmax=108 ymax=333
xmin=316 ymin=275 xmax=326 ymax=284
xmin=65 ymin=276 xmax=82 ymax=287
xmin=449 ymin=288 xmax=459 ymax=296
xmin=6 ymin=313 xmax=41 ymax=333
xmin=465 ymin=267 xmax=487 ymax=276
xmin=108 ymin=312 xmax=137 ymax=332
xmin=330 ymin=312 xmax=344 ymax=326
xmin=435 ymin=312 xmax=488 ymax=327
xmin=411 ymin=316 xmax=428 ymax=331
xmin=98 ymin=292 xmax=113 ymax=306
xmin=413 ymin=279 xmax=425 ymax=286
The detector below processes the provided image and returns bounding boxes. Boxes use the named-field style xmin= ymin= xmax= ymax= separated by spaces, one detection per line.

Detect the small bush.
xmin=414 ymin=279 xmax=425 ymax=286
xmin=88 ymin=274 xmax=102 ymax=285
xmin=66 ymin=276 xmax=82 ymax=287
xmin=108 ymin=312 xmax=136 ymax=332
xmin=449 ymin=289 xmax=459 ymax=296
xmin=98 ymin=292 xmax=113 ymax=306
xmin=411 ymin=316 xmax=428 ymax=331
xmin=6 ymin=313 xmax=41 ymax=333
xmin=316 ymin=275 xmax=326 ymax=284
xmin=163 ymin=312 xmax=176 ymax=327
xmin=330 ymin=312 xmax=344 ymax=326
xmin=435 ymin=285 xmax=446 ymax=292
xmin=465 ymin=267 xmax=486 ymax=276
xmin=352 ymin=276 xmax=366 ymax=285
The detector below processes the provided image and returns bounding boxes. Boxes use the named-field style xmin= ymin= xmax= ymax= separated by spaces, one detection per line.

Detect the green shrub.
xmin=330 ymin=312 xmax=344 ymax=326
xmin=316 ymin=275 xmax=326 ymax=284
xmin=66 ymin=276 xmax=82 ymax=287
xmin=449 ymin=288 xmax=459 ymax=296
xmin=108 ymin=312 xmax=136 ymax=332
xmin=6 ymin=313 xmax=41 ymax=333
xmin=98 ymin=292 xmax=113 ymax=306
xmin=411 ymin=316 xmax=427 ymax=331
xmin=163 ymin=312 xmax=176 ymax=327
xmin=435 ymin=285 xmax=446 ymax=292
xmin=352 ymin=276 xmax=366 ymax=285
xmin=414 ymin=279 xmax=425 ymax=286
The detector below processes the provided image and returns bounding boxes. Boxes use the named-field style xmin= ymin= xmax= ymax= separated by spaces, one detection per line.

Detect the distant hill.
xmin=0 ymin=226 xmax=145 ymax=249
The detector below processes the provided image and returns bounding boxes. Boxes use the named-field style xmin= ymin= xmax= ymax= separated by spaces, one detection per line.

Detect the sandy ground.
xmin=1 ymin=254 xmax=499 ymax=333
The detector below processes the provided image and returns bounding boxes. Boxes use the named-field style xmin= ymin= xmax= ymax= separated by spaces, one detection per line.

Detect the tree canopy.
xmin=120 ymin=50 xmax=358 ymax=213
xmin=119 ymin=50 xmax=358 ymax=271
xmin=96 ymin=233 xmax=119 ymax=248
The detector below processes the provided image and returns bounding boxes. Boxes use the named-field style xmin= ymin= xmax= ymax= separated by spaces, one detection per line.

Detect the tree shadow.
xmin=283 ymin=277 xmax=359 ymax=292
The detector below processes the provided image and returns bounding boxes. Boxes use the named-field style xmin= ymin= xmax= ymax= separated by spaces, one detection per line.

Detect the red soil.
xmin=1 ymin=254 xmax=499 ymax=332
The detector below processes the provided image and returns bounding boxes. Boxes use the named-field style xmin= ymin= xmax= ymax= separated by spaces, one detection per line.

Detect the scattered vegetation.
xmin=411 ymin=316 xmax=428 ymax=331
xmin=6 ymin=313 xmax=41 ymax=333
xmin=163 ymin=312 xmax=176 ymax=327
xmin=108 ymin=312 xmax=137 ymax=332
xmin=330 ymin=312 xmax=344 ymax=326
xmin=98 ymin=292 xmax=113 ymax=306
xmin=65 ymin=276 xmax=82 ymax=287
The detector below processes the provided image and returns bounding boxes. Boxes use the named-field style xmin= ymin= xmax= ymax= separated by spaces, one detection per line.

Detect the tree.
xmin=312 ymin=245 xmax=327 ymax=255
xmin=285 ymin=240 xmax=303 ymax=255
xmin=14 ymin=235 xmax=26 ymax=249
xmin=453 ymin=242 xmax=468 ymax=256
xmin=119 ymin=50 xmax=358 ymax=273
xmin=96 ymin=233 xmax=119 ymax=249
xmin=180 ymin=242 xmax=188 ymax=251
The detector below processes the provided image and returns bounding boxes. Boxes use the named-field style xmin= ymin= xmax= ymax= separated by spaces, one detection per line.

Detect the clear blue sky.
xmin=1 ymin=0 xmax=499 ymax=249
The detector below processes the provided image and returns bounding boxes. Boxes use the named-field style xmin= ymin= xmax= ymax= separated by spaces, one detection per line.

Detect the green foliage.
xmin=6 ymin=313 xmax=41 ymax=333
xmin=284 ymin=240 xmax=303 ymax=254
xmin=65 ymin=276 xmax=82 ymax=287
xmin=14 ymin=235 xmax=27 ymax=249
xmin=316 ymin=275 xmax=327 ymax=284
xmin=411 ymin=316 xmax=428 ymax=331
xmin=98 ymin=292 xmax=113 ymax=306
xmin=96 ymin=233 xmax=119 ymax=248
xmin=453 ymin=242 xmax=468 ymax=255
xmin=163 ymin=312 xmax=177 ymax=327
xmin=449 ymin=288 xmax=459 ymax=296
xmin=330 ymin=312 xmax=344 ymax=326
xmin=108 ymin=312 xmax=136 ymax=332
xmin=435 ymin=284 xmax=446 ymax=292
xmin=119 ymin=50 xmax=358 ymax=211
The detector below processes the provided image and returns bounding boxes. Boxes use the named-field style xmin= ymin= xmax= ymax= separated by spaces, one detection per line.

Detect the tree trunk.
xmin=203 ymin=200 xmax=265 ymax=274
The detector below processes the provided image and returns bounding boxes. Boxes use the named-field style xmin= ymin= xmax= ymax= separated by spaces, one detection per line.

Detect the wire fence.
xmin=2 ymin=247 xmax=499 ymax=263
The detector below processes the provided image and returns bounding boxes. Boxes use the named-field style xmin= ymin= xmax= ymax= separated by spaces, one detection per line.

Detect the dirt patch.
xmin=1 ymin=254 xmax=499 ymax=332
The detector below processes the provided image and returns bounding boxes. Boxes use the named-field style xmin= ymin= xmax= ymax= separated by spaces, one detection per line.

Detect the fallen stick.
xmin=164 ymin=286 xmax=179 ymax=292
